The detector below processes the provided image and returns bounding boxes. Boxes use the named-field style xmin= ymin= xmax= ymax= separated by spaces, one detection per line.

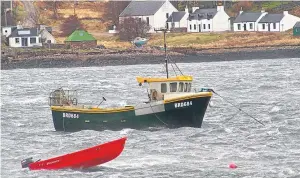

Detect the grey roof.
xmin=294 ymin=21 xmax=300 ymax=28
xmin=8 ymin=28 xmax=38 ymax=38
xmin=119 ymin=1 xmax=165 ymax=17
xmin=234 ymin=12 xmax=263 ymax=23
xmin=188 ymin=8 xmax=217 ymax=20
xmin=258 ymin=14 xmax=284 ymax=23
xmin=166 ymin=11 xmax=186 ymax=22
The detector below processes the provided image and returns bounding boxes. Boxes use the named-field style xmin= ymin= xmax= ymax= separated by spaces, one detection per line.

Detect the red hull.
xmin=28 ymin=137 xmax=126 ymax=170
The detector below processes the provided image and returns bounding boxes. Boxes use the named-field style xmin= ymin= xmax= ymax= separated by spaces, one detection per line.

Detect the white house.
xmin=40 ymin=29 xmax=56 ymax=44
xmin=233 ymin=10 xmax=267 ymax=31
xmin=258 ymin=11 xmax=300 ymax=32
xmin=119 ymin=0 xmax=178 ymax=33
xmin=8 ymin=26 xmax=42 ymax=47
xmin=187 ymin=6 xmax=230 ymax=33
xmin=166 ymin=6 xmax=189 ymax=31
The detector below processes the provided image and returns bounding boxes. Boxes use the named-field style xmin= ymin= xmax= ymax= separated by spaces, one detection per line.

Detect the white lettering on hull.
xmin=174 ymin=101 xmax=192 ymax=108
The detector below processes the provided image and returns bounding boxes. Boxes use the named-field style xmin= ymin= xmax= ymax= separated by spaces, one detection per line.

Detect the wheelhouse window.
xmin=187 ymin=83 xmax=192 ymax=92
xmin=170 ymin=82 xmax=177 ymax=92
xmin=184 ymin=83 xmax=188 ymax=92
xmin=179 ymin=82 xmax=184 ymax=92
xmin=161 ymin=83 xmax=167 ymax=93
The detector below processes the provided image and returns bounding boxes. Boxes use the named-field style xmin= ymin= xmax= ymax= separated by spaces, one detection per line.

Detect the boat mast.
xmin=155 ymin=28 xmax=169 ymax=78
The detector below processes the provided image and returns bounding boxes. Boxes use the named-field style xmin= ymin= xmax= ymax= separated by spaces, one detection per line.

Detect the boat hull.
xmin=28 ymin=137 xmax=126 ymax=170
xmin=51 ymin=93 xmax=211 ymax=132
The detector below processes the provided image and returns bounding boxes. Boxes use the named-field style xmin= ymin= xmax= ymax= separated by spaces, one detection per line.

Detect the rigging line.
xmin=210 ymin=89 xmax=265 ymax=126
xmin=167 ymin=54 xmax=184 ymax=76
xmin=170 ymin=61 xmax=178 ymax=76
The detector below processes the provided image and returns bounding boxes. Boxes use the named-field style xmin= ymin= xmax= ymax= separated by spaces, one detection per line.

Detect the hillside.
xmin=8 ymin=1 xmax=300 ymax=50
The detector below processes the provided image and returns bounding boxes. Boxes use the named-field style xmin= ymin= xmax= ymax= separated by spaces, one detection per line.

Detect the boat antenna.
xmin=97 ymin=97 xmax=106 ymax=108
xmin=155 ymin=28 xmax=169 ymax=78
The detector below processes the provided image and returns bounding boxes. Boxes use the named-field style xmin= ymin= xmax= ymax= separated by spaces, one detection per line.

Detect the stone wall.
xmin=66 ymin=41 xmax=97 ymax=49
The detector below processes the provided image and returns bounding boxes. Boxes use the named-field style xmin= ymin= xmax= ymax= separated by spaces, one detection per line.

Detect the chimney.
xmin=283 ymin=11 xmax=288 ymax=15
xmin=217 ymin=6 xmax=224 ymax=12
xmin=261 ymin=8 xmax=265 ymax=13
xmin=239 ymin=7 xmax=243 ymax=14
xmin=192 ymin=7 xmax=199 ymax=13
xmin=17 ymin=21 xmax=22 ymax=29
xmin=185 ymin=5 xmax=189 ymax=13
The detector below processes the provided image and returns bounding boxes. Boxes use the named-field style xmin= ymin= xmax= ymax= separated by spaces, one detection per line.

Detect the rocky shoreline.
xmin=1 ymin=46 xmax=299 ymax=70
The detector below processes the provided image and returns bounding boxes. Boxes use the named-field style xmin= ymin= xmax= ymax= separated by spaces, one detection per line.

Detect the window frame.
xmin=30 ymin=37 xmax=36 ymax=44
xmin=179 ymin=82 xmax=184 ymax=92
xmin=170 ymin=82 xmax=178 ymax=92
xmin=161 ymin=83 xmax=167 ymax=93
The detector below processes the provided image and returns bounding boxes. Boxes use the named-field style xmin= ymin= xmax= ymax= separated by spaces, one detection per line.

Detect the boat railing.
xmin=49 ymin=88 xmax=78 ymax=106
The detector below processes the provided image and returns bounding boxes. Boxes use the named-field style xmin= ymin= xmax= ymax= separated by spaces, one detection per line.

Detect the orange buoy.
xmin=229 ymin=163 xmax=237 ymax=169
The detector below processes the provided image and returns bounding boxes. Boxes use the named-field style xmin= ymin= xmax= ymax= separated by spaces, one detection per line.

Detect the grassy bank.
xmin=75 ymin=31 xmax=300 ymax=50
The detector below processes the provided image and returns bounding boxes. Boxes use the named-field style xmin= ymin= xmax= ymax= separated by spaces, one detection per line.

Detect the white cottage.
xmin=119 ymin=0 xmax=178 ymax=33
xmin=187 ymin=6 xmax=230 ymax=33
xmin=8 ymin=27 xmax=42 ymax=47
xmin=166 ymin=6 xmax=189 ymax=31
xmin=258 ymin=11 xmax=300 ymax=32
xmin=233 ymin=10 xmax=267 ymax=32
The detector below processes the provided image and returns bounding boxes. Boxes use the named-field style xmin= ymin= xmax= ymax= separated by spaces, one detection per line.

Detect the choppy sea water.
xmin=1 ymin=58 xmax=300 ymax=178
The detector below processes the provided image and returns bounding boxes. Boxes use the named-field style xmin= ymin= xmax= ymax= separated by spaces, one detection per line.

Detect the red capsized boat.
xmin=21 ymin=137 xmax=127 ymax=170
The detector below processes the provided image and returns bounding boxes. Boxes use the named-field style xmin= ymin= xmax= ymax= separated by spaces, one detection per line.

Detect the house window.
xmin=161 ymin=83 xmax=167 ymax=93
xmin=170 ymin=82 xmax=177 ymax=92
xmin=262 ymin=24 xmax=265 ymax=30
xmin=146 ymin=17 xmax=149 ymax=25
xmin=208 ymin=24 xmax=210 ymax=29
xmin=273 ymin=23 xmax=276 ymax=29
xmin=190 ymin=25 xmax=192 ymax=30
xmin=250 ymin=23 xmax=253 ymax=29
xmin=30 ymin=37 xmax=36 ymax=44
xmin=166 ymin=23 xmax=169 ymax=29
xmin=203 ymin=24 xmax=206 ymax=29
xmin=194 ymin=24 xmax=196 ymax=30
xmin=166 ymin=13 xmax=169 ymax=19
xmin=15 ymin=38 xmax=19 ymax=43
xmin=238 ymin=24 xmax=241 ymax=30
xmin=179 ymin=82 xmax=184 ymax=92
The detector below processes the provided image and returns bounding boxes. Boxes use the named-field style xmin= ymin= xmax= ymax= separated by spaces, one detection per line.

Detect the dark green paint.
xmin=51 ymin=96 xmax=211 ymax=132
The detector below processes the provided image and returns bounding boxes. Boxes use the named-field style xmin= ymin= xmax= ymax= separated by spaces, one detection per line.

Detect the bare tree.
xmin=60 ymin=15 xmax=83 ymax=36
xmin=103 ymin=1 xmax=130 ymax=27
xmin=118 ymin=17 xmax=150 ymax=41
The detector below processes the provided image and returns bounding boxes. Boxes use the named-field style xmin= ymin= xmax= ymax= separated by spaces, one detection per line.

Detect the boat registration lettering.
xmin=63 ymin=113 xmax=79 ymax=119
xmin=174 ymin=101 xmax=192 ymax=108
xmin=46 ymin=160 xmax=60 ymax=165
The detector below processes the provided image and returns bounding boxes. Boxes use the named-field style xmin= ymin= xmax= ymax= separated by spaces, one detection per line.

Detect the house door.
xmin=199 ymin=24 xmax=201 ymax=32
xmin=243 ymin=24 xmax=247 ymax=31
xmin=21 ymin=38 xmax=28 ymax=47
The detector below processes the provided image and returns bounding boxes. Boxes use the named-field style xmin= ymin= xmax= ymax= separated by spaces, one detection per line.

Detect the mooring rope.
xmin=209 ymin=89 xmax=265 ymax=126
xmin=149 ymin=102 xmax=168 ymax=126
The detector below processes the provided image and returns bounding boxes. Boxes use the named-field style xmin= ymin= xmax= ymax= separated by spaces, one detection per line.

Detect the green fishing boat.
xmin=48 ymin=29 xmax=213 ymax=132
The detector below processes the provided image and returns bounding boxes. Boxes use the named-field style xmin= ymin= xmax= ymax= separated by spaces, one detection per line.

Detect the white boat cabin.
xmin=136 ymin=75 xmax=193 ymax=101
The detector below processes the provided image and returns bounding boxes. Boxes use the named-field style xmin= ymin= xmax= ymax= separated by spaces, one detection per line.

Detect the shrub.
xmin=117 ymin=17 xmax=150 ymax=41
